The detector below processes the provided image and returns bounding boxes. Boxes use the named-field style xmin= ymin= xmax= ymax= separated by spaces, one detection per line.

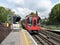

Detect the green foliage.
xmin=29 ymin=12 xmax=36 ymax=15
xmin=48 ymin=3 xmax=60 ymax=25
xmin=0 ymin=6 xmax=14 ymax=22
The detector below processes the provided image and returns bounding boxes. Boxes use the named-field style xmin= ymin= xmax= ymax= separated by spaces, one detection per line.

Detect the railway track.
xmin=40 ymin=30 xmax=60 ymax=43
xmin=31 ymin=30 xmax=60 ymax=45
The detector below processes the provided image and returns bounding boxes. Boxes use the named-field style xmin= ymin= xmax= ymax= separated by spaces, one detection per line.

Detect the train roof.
xmin=25 ymin=15 xmax=41 ymax=19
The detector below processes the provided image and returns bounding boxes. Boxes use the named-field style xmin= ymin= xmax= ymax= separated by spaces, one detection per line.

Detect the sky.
xmin=0 ymin=0 xmax=60 ymax=19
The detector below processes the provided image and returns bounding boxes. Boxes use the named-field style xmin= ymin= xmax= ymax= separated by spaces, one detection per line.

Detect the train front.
xmin=26 ymin=16 xmax=41 ymax=33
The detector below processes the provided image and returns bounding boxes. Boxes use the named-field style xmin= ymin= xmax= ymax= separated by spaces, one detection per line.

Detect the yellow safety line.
xmin=23 ymin=32 xmax=30 ymax=45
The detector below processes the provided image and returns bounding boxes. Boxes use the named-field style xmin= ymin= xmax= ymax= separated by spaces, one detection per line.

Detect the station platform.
xmin=1 ymin=29 xmax=37 ymax=45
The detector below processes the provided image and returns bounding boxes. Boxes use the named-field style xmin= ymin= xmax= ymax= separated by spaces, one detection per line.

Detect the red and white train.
xmin=22 ymin=13 xmax=42 ymax=33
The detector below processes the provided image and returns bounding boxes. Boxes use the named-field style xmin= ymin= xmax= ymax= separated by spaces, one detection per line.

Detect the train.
xmin=22 ymin=12 xmax=42 ymax=33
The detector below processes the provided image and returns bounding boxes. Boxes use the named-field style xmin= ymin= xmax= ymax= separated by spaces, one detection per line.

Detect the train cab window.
xmin=37 ymin=17 xmax=41 ymax=26
xmin=13 ymin=16 xmax=21 ymax=24
xmin=27 ymin=17 xmax=32 ymax=27
xmin=28 ymin=17 xmax=32 ymax=24
xmin=37 ymin=17 xmax=40 ymax=23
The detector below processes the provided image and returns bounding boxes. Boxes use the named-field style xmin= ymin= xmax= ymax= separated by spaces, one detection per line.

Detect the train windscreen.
xmin=37 ymin=17 xmax=41 ymax=26
xmin=28 ymin=17 xmax=32 ymax=24
xmin=27 ymin=17 xmax=32 ymax=27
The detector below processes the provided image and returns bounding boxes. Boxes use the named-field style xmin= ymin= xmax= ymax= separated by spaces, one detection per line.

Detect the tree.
xmin=0 ymin=6 xmax=14 ymax=22
xmin=48 ymin=3 xmax=60 ymax=25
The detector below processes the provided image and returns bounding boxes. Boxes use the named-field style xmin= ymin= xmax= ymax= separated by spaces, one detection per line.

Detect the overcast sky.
xmin=0 ymin=0 xmax=60 ymax=19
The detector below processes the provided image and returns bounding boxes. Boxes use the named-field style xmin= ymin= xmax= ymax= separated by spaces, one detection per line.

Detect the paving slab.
xmin=20 ymin=29 xmax=38 ymax=45
xmin=1 ymin=31 xmax=20 ymax=45
xmin=1 ymin=29 xmax=37 ymax=45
